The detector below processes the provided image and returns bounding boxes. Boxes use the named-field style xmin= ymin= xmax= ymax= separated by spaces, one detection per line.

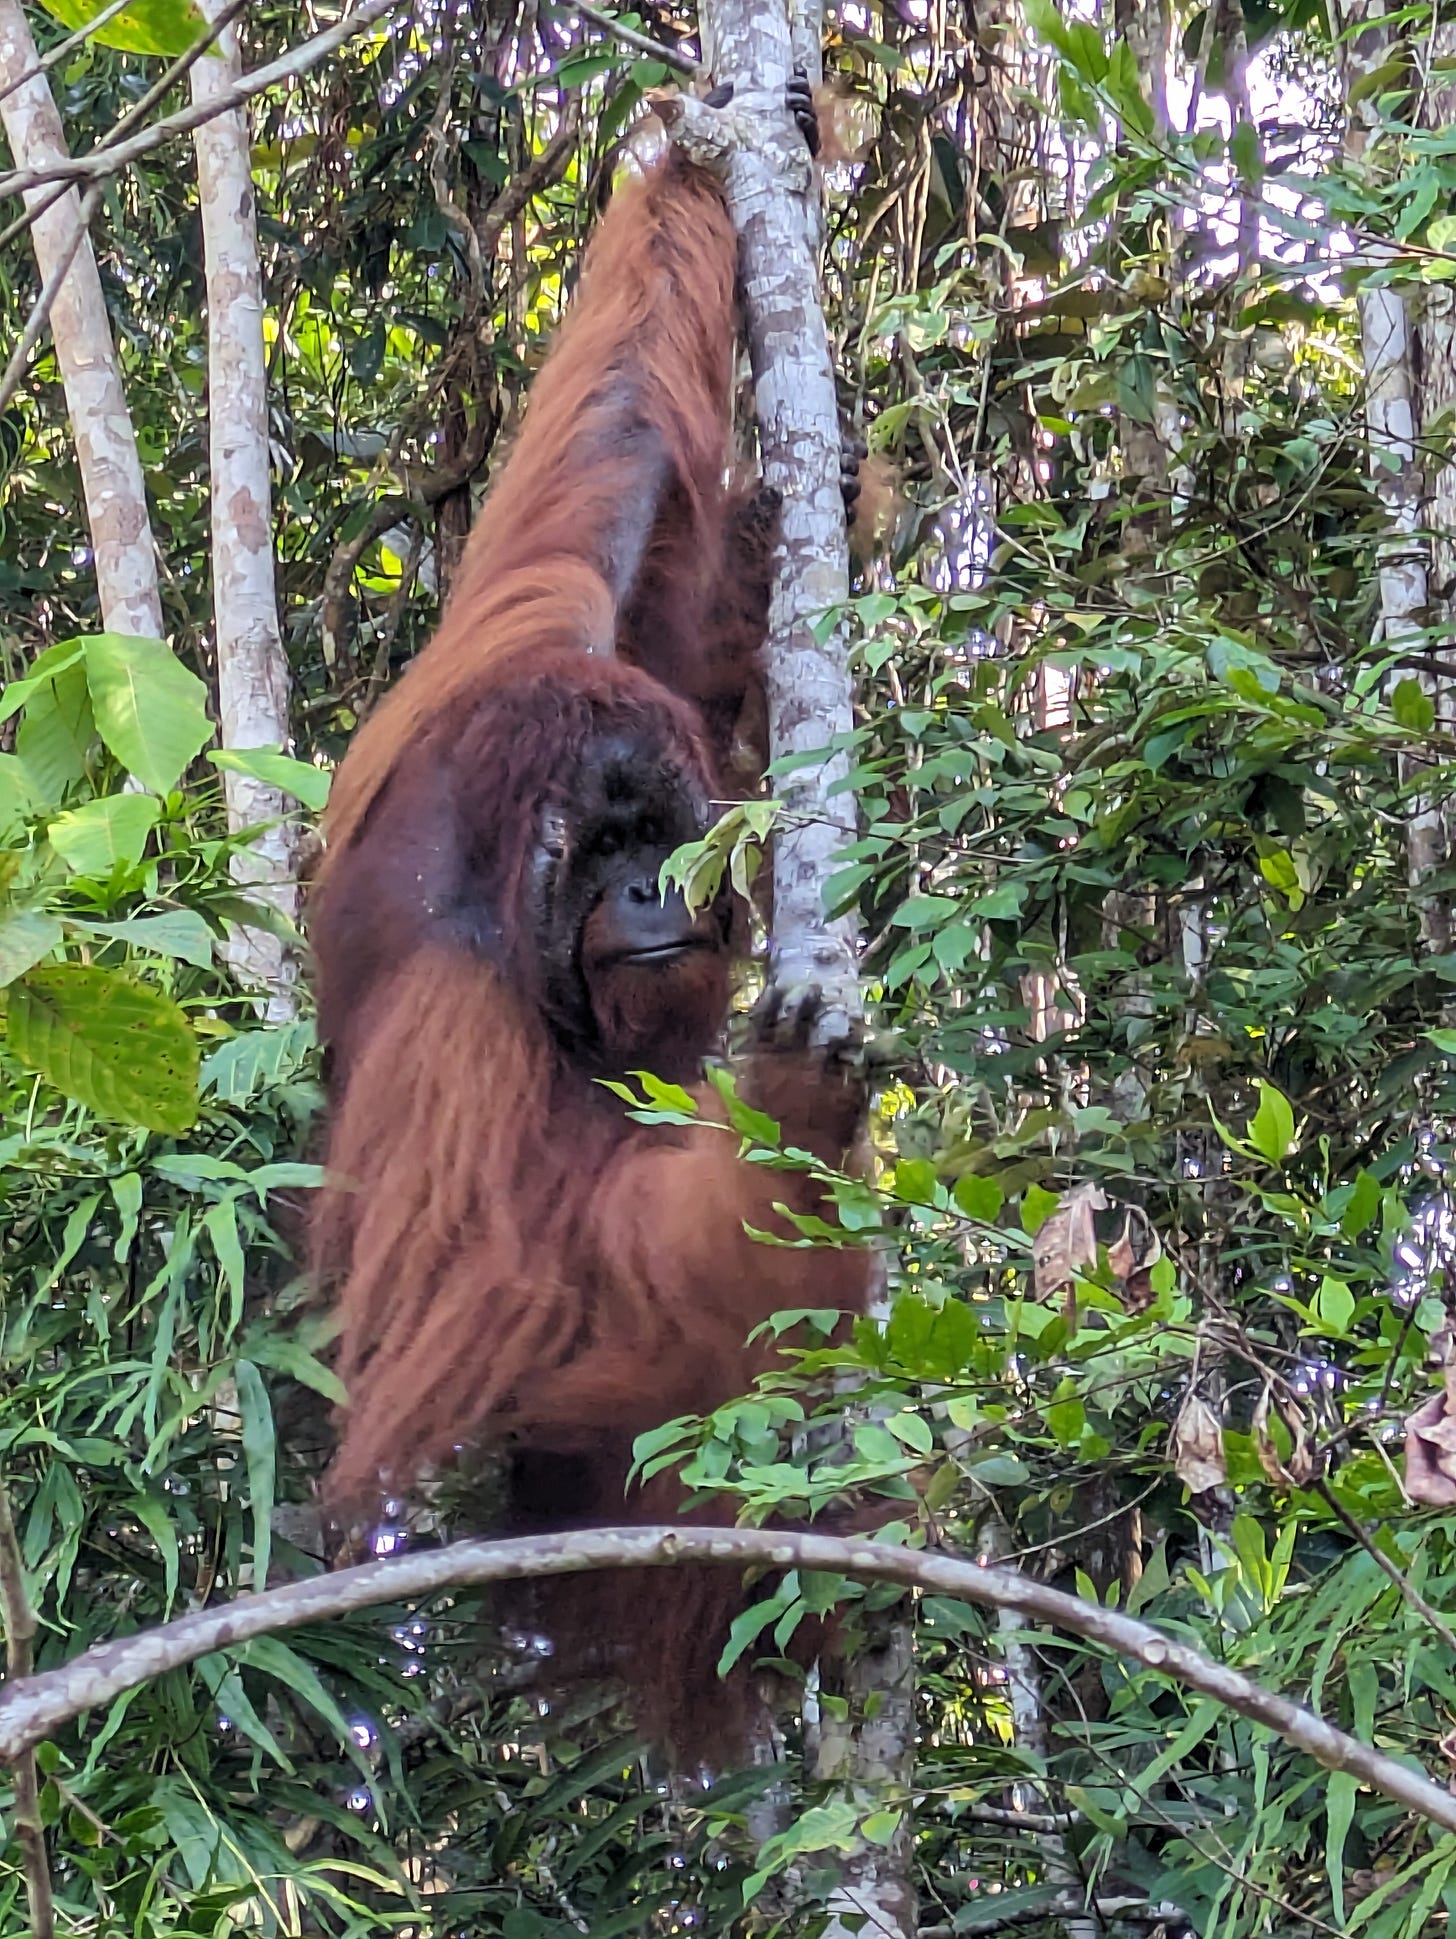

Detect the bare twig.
xmin=922 ymin=1896 xmax=1188 ymax=1936
xmin=475 ymin=96 xmax=583 ymax=258
xmin=0 ymin=0 xmax=247 ymax=265
xmin=1312 ymin=1476 xmax=1456 ymax=1656
xmin=0 ymin=0 xmax=402 ymax=204
xmin=0 ymin=1477 xmax=53 ymax=1939
xmin=2 ymin=1525 xmax=1456 ymax=1837
xmin=0 ymin=181 xmax=100 ymax=419
xmin=0 ymin=0 xmax=133 ymax=110
xmin=567 ymin=0 xmax=703 ymax=77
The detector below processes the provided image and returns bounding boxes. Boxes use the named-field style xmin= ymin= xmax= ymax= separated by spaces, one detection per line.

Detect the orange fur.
xmin=310 ymin=153 xmax=869 ymax=1760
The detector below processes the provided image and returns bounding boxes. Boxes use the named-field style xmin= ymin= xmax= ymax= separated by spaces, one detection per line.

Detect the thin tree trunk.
xmin=666 ymin=9 xmax=913 ymax=1934
xmin=0 ymin=0 xmax=163 ymax=640
xmin=191 ymin=0 xmax=298 ymax=1017
xmin=1340 ymin=0 xmax=1448 ymax=954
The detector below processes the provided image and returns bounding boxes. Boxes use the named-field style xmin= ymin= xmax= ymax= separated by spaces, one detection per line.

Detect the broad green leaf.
xmin=1316 ymin=1275 xmax=1355 ymax=1334
xmin=0 ymin=754 xmax=36 ymax=836
xmin=1391 ymin=676 xmax=1436 ymax=734
xmin=15 ymin=663 xmax=95 ymax=803
xmin=892 ymin=1157 xmax=939 ymax=1203
xmin=1341 ymin=1169 xmax=1381 ymax=1240
xmin=7 ymin=965 xmax=199 ymax=1133
xmin=0 ymin=911 xmax=60 ymax=986
xmin=0 ymin=643 xmax=85 ymax=725
xmin=209 ymin=746 xmax=331 ymax=812
xmin=78 ymin=910 xmax=214 ymax=969
xmin=953 ymin=1173 xmax=1005 ymax=1221
xmin=1021 ymin=1182 xmax=1060 ymax=1236
xmin=49 ymin=794 xmax=159 ymax=875
xmin=1229 ymin=119 xmax=1263 ymax=179
xmin=83 ymin=634 xmax=212 ymax=794
xmin=885 ymin=1410 xmax=933 ymax=1454
xmin=33 ymin=0 xmax=209 ymax=58
xmin=1248 ymin=1080 xmax=1295 ymax=1165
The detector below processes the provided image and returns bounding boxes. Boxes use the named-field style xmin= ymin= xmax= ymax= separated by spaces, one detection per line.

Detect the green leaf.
xmin=1229 ymin=119 xmax=1263 ymax=179
xmin=1391 ymin=676 xmax=1436 ymax=733
xmin=77 ymin=910 xmax=214 ymax=969
xmin=82 ymin=635 xmax=213 ymax=793
xmin=1208 ymin=636 xmax=1280 ymax=694
xmin=200 ymin=1019 xmax=314 ymax=1102
xmin=1316 ymin=1276 xmax=1356 ymax=1335
xmin=0 ymin=643 xmax=85 ymax=725
xmin=7 ymin=965 xmax=199 ymax=1133
xmin=966 ymin=884 xmax=1027 ymax=922
xmin=204 ymin=1200 xmax=246 ymax=1334
xmin=1247 ymin=1080 xmax=1295 ymax=1165
xmin=49 ymin=794 xmax=160 ymax=875
xmin=1021 ymin=1182 xmax=1060 ymax=1235
xmin=0 ymin=754 xmax=36 ymax=836
xmin=885 ymin=1410 xmax=933 ymax=1454
xmin=1341 ymin=1168 xmax=1381 ymax=1241
xmin=952 ymin=1174 xmax=1004 ymax=1222
xmin=34 ymin=0 xmax=209 ymax=56
xmin=0 ymin=911 xmax=61 ymax=986
xmin=235 ymin=1636 xmax=366 ymax=1763
xmin=15 ymin=662 xmax=95 ymax=803
xmin=129 ymin=1495 xmax=180 ymax=1609
xmin=208 ymin=747 xmax=331 ymax=813
xmin=233 ymin=1361 xmax=275 ymax=1594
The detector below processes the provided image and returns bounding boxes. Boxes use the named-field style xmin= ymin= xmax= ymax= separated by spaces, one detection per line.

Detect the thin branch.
xmin=0 ymin=182 xmax=101 ymax=420
xmin=922 ymin=1897 xmax=1188 ymax=1936
xmin=569 ymin=0 xmax=703 ymax=76
xmin=2 ymin=1525 xmax=1456 ymax=1837
xmin=0 ymin=0 xmax=134 ymax=110
xmin=0 ymin=0 xmax=402 ymax=204
xmin=0 ymin=0 xmax=248 ymax=265
xmin=475 ymin=96 xmax=583 ymax=258
xmin=1312 ymin=1476 xmax=1456 ymax=1656
xmin=0 ymin=1477 xmax=53 ymax=1939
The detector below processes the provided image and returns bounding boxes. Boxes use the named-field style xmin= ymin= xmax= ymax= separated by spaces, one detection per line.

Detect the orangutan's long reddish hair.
xmin=309 ymin=150 xmax=869 ymax=1759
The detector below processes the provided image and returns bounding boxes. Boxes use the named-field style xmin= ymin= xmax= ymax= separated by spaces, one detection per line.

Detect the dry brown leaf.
xmin=1404 ymin=1363 xmax=1456 ymax=1506
xmin=1032 ymin=1183 xmax=1107 ymax=1301
xmin=1107 ymin=1205 xmax=1164 ymax=1314
xmin=1169 ymin=1392 xmax=1227 ymax=1496
xmin=1252 ymin=1384 xmax=1318 ymax=1491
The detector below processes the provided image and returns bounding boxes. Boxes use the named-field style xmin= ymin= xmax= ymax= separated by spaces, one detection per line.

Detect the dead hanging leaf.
xmin=1404 ymin=1363 xmax=1456 ymax=1506
xmin=1107 ymin=1204 xmax=1164 ymax=1314
xmin=1032 ymin=1183 xmax=1107 ymax=1302
xmin=1169 ymin=1392 xmax=1227 ymax=1496
xmin=1252 ymin=1383 xmax=1319 ymax=1491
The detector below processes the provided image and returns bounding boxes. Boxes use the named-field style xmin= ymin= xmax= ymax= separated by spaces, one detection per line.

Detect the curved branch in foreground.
xmin=0 ymin=1525 xmax=1454 ymax=1833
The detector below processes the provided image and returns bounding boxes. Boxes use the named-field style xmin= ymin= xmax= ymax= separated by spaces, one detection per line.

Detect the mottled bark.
xmin=1341 ymin=0 xmax=1449 ymax=953
xmin=0 ymin=0 xmax=163 ymax=641
xmin=191 ymin=0 xmax=298 ymax=1016
xmin=664 ymin=13 xmax=911 ymax=1932
xmin=669 ymin=8 xmax=858 ymax=1031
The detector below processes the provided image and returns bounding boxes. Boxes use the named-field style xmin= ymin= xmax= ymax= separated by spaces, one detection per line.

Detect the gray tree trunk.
xmin=0 ymin=0 xmax=163 ymax=641
xmin=191 ymin=0 xmax=299 ymax=1016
